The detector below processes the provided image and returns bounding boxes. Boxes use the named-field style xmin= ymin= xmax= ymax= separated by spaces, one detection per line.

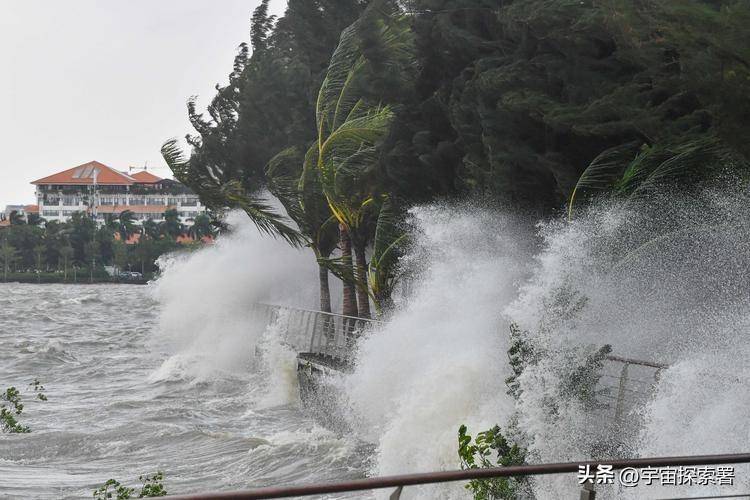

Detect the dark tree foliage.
xmin=171 ymin=0 xmax=750 ymax=314
xmin=179 ymin=1 xmax=368 ymax=207
xmin=386 ymin=0 xmax=750 ymax=213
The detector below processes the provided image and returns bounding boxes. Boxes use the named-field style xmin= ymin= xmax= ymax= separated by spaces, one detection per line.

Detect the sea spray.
xmin=151 ymin=211 xmax=318 ymax=382
xmin=254 ymin=309 xmax=301 ymax=408
xmin=343 ymin=189 xmax=750 ymax=499
xmin=504 ymin=189 xmax=750 ymax=498
xmin=341 ymin=204 xmax=534 ymax=499
xmin=147 ymin=191 xmax=750 ymax=499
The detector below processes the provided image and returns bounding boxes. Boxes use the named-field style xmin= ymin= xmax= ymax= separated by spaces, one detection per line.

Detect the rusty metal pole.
xmin=579 ymin=480 xmax=595 ymax=500
xmin=162 ymin=453 xmax=750 ymax=500
xmin=614 ymin=362 xmax=630 ymax=423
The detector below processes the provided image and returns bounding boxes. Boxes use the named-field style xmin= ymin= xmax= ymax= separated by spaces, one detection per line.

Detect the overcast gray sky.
xmin=0 ymin=0 xmax=287 ymax=206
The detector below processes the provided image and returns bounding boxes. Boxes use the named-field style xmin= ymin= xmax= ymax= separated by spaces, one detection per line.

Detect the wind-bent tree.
xmin=266 ymin=146 xmax=339 ymax=312
xmin=367 ymin=195 xmax=406 ymax=313
xmin=311 ymin=0 xmax=414 ymax=317
xmin=568 ymin=136 xmax=750 ymax=218
xmin=117 ymin=210 xmax=138 ymax=241
xmin=161 ymin=139 xmax=303 ymax=247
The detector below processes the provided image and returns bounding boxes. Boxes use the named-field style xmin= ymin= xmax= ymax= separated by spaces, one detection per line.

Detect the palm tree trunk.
xmin=318 ymin=263 xmax=331 ymax=313
xmin=353 ymin=240 xmax=371 ymax=319
xmin=339 ymin=225 xmax=358 ymax=318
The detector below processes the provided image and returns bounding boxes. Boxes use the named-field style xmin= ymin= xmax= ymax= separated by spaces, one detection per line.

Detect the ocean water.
xmin=0 ymin=283 xmax=368 ymax=499
xmin=3 ymin=190 xmax=750 ymax=500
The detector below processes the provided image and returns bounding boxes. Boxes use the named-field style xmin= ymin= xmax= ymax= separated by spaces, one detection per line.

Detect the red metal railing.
xmin=162 ymin=453 xmax=750 ymax=500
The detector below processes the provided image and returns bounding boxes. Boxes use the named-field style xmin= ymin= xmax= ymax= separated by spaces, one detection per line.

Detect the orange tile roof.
xmin=31 ymin=161 xmax=136 ymax=186
xmin=24 ymin=205 xmax=39 ymax=213
xmin=130 ymin=170 xmax=163 ymax=183
xmin=0 ymin=219 xmax=10 ymax=227
xmin=114 ymin=232 xmax=143 ymax=245
xmin=175 ymin=234 xmax=215 ymax=244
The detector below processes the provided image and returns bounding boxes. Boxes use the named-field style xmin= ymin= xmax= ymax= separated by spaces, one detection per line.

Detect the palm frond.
xmin=221 ymin=181 xmax=306 ymax=248
xmin=368 ymin=195 xmax=406 ymax=312
xmin=624 ymin=136 xmax=749 ymax=198
xmin=160 ymin=138 xmax=191 ymax=183
xmin=567 ymin=141 xmax=643 ymax=220
xmin=265 ymin=146 xmax=307 ymax=226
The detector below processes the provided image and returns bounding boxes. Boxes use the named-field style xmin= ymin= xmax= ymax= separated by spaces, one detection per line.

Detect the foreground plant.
xmin=1 ymin=387 xmax=29 ymax=433
xmin=93 ymin=472 xmax=167 ymax=499
xmin=1 ymin=380 xmax=48 ymax=433
xmin=458 ymin=424 xmax=527 ymax=500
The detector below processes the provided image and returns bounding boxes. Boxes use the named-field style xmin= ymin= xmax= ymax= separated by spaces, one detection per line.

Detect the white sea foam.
xmin=147 ymin=190 xmax=750 ymax=499
xmin=151 ymin=210 xmax=317 ymax=381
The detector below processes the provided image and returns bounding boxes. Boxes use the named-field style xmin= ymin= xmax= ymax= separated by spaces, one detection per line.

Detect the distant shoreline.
xmin=1 ymin=274 xmax=151 ymax=285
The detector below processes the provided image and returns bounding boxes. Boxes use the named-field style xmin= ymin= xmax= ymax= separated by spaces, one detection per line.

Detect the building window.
xmin=146 ymin=198 xmax=165 ymax=206
xmin=129 ymin=197 xmax=145 ymax=205
xmin=43 ymin=210 xmax=60 ymax=217
xmin=168 ymin=197 xmax=181 ymax=206
xmin=182 ymin=197 xmax=198 ymax=207
xmin=62 ymin=210 xmax=78 ymax=216
xmin=62 ymin=196 xmax=79 ymax=206
xmin=46 ymin=196 xmax=61 ymax=205
xmin=100 ymin=197 xmax=114 ymax=206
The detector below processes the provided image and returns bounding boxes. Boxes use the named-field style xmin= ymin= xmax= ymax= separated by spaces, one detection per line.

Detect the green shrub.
xmin=93 ymin=472 xmax=167 ymax=499
xmin=458 ymin=424 xmax=527 ymax=500
xmin=1 ymin=381 xmax=47 ymax=433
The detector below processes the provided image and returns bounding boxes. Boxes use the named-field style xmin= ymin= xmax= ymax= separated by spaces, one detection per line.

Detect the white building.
xmin=31 ymin=161 xmax=206 ymax=225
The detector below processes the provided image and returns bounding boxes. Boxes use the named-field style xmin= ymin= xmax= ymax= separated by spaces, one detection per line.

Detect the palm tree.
xmin=367 ymin=196 xmax=407 ymax=313
xmin=266 ymin=146 xmax=339 ymax=312
xmin=310 ymin=2 xmax=413 ymax=317
xmin=142 ymin=219 xmax=160 ymax=240
xmin=567 ymin=136 xmax=750 ymax=219
xmin=59 ymin=245 xmax=73 ymax=281
xmin=189 ymin=213 xmax=215 ymax=241
xmin=117 ymin=210 xmax=137 ymax=242
xmin=161 ymin=139 xmax=303 ymax=247
xmin=160 ymin=209 xmax=184 ymax=239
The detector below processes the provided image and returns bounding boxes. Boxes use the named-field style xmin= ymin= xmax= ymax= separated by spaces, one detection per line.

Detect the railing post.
xmin=579 ymin=480 xmax=595 ymax=500
xmin=614 ymin=363 xmax=629 ymax=423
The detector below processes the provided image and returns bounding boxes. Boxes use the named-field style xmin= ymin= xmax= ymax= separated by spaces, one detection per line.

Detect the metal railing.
xmin=599 ymin=355 xmax=668 ymax=424
xmin=162 ymin=453 xmax=750 ymax=499
xmin=252 ymin=303 xmax=667 ymax=411
xmin=227 ymin=305 xmax=745 ymax=499
xmin=252 ymin=303 xmax=378 ymax=366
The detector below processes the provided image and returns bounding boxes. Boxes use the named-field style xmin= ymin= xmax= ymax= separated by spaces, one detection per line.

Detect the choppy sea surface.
xmin=0 ymin=283 xmax=368 ymax=499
